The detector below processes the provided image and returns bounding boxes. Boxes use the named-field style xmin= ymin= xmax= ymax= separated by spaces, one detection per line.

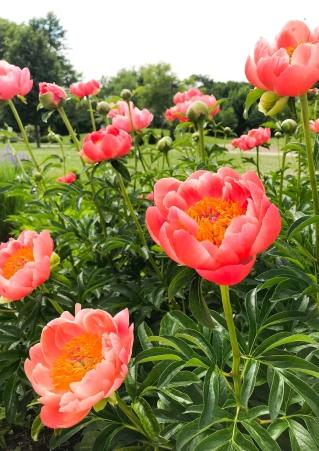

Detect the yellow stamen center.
xmin=2 ymin=246 xmax=34 ymax=279
xmin=51 ymin=333 xmax=102 ymax=392
xmin=286 ymin=46 xmax=295 ymax=58
xmin=187 ymin=197 xmax=244 ymax=246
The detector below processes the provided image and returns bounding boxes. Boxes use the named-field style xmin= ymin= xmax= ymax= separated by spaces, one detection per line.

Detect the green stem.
xmin=219 ymin=285 xmax=241 ymax=407
xmin=8 ymin=100 xmax=41 ymax=172
xmin=55 ymin=136 xmax=67 ymax=175
xmin=279 ymin=135 xmax=290 ymax=207
xmin=299 ymin=94 xmax=319 ymax=261
xmin=115 ymin=171 xmax=163 ymax=281
xmin=198 ymin=121 xmax=206 ymax=165
xmin=296 ymin=149 xmax=301 ymax=209
xmin=48 ymin=298 xmax=64 ymax=315
xmin=87 ymin=96 xmax=96 ymax=131
xmin=126 ymin=100 xmax=147 ymax=172
xmin=58 ymin=106 xmax=81 ymax=151
xmin=89 ymin=167 xmax=107 ymax=237
xmin=164 ymin=151 xmax=171 ymax=170
xmin=256 ymin=146 xmax=260 ymax=178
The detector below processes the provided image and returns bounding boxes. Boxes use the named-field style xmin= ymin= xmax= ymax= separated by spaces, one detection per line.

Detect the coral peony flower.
xmin=245 ymin=20 xmax=319 ymax=96
xmin=108 ymin=101 xmax=153 ymax=132
xmin=0 ymin=60 xmax=33 ymax=101
xmin=39 ymin=82 xmax=67 ymax=109
xmin=309 ymin=119 xmax=319 ymax=133
xmin=232 ymin=128 xmax=271 ymax=151
xmin=25 ymin=304 xmax=134 ymax=429
xmin=57 ymin=172 xmax=77 ymax=184
xmin=80 ymin=125 xmax=132 ymax=163
xmin=146 ymin=168 xmax=281 ymax=285
xmin=0 ymin=230 xmax=53 ymax=301
xmin=165 ymin=87 xmax=220 ymax=123
xmin=70 ymin=80 xmax=101 ymax=98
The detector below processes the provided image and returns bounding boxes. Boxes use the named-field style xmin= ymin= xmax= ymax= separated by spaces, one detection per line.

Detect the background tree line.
xmin=0 ymin=12 xmax=266 ymax=146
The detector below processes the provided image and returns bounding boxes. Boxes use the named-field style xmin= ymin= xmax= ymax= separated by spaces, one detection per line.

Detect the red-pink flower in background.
xmin=57 ymin=172 xmax=77 ymax=184
xmin=70 ymin=80 xmax=101 ymax=98
xmin=232 ymin=128 xmax=271 ymax=151
xmin=245 ymin=20 xmax=319 ymax=96
xmin=146 ymin=168 xmax=281 ymax=285
xmin=39 ymin=82 xmax=67 ymax=109
xmin=0 ymin=231 xmax=53 ymax=301
xmin=164 ymin=87 xmax=220 ymax=123
xmin=0 ymin=60 xmax=33 ymax=101
xmin=309 ymin=119 xmax=319 ymax=133
xmin=108 ymin=101 xmax=153 ymax=132
xmin=24 ymin=304 xmax=134 ymax=428
xmin=80 ymin=125 xmax=132 ymax=163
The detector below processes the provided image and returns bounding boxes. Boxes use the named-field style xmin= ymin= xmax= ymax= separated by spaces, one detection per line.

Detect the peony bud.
xmin=121 ymin=89 xmax=132 ymax=101
xmin=187 ymin=101 xmax=208 ymax=124
xmin=281 ymin=119 xmax=297 ymax=135
xmin=258 ymin=91 xmax=288 ymax=116
xmin=97 ymin=101 xmax=111 ymax=115
xmin=223 ymin=127 xmax=232 ymax=136
xmin=157 ymin=136 xmax=173 ymax=153
xmin=192 ymin=132 xmax=199 ymax=142
xmin=33 ymin=171 xmax=42 ymax=181
xmin=274 ymin=131 xmax=283 ymax=139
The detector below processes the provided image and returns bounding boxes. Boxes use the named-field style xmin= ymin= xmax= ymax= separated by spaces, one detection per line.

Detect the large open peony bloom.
xmin=25 ymin=305 xmax=134 ymax=429
xmin=80 ymin=125 xmax=132 ymax=163
xmin=39 ymin=82 xmax=67 ymax=109
xmin=309 ymin=119 xmax=319 ymax=133
xmin=0 ymin=230 xmax=53 ymax=301
xmin=70 ymin=80 xmax=101 ymax=98
xmin=245 ymin=20 xmax=319 ymax=97
xmin=146 ymin=168 xmax=281 ymax=285
xmin=232 ymin=128 xmax=271 ymax=151
xmin=165 ymin=87 xmax=220 ymax=123
xmin=108 ymin=101 xmax=153 ymax=132
xmin=0 ymin=60 xmax=33 ymax=101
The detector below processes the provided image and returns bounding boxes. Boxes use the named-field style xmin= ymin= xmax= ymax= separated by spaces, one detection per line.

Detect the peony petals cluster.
xmin=57 ymin=172 xmax=77 ymax=184
xmin=25 ymin=304 xmax=134 ymax=429
xmin=165 ymin=87 xmax=220 ymax=123
xmin=0 ymin=60 xmax=33 ymax=101
xmin=146 ymin=168 xmax=281 ymax=285
xmin=80 ymin=125 xmax=132 ymax=163
xmin=108 ymin=101 xmax=153 ymax=132
xmin=232 ymin=127 xmax=271 ymax=151
xmin=70 ymin=80 xmax=101 ymax=98
xmin=245 ymin=20 xmax=319 ymax=97
xmin=309 ymin=119 xmax=319 ymax=133
xmin=0 ymin=230 xmax=53 ymax=301
xmin=39 ymin=82 xmax=67 ymax=109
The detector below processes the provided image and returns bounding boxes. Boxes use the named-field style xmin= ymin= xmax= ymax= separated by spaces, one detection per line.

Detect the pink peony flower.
xmin=0 ymin=231 xmax=53 ymax=301
xmin=57 ymin=172 xmax=77 ymax=184
xmin=0 ymin=60 xmax=33 ymax=101
xmin=39 ymin=82 xmax=67 ymax=109
xmin=309 ymin=119 xmax=319 ymax=133
xmin=80 ymin=125 xmax=132 ymax=163
xmin=245 ymin=20 xmax=319 ymax=96
xmin=70 ymin=80 xmax=101 ymax=98
xmin=165 ymin=87 xmax=220 ymax=123
xmin=108 ymin=101 xmax=153 ymax=132
xmin=146 ymin=168 xmax=281 ymax=285
xmin=232 ymin=128 xmax=271 ymax=151
xmin=24 ymin=304 xmax=134 ymax=429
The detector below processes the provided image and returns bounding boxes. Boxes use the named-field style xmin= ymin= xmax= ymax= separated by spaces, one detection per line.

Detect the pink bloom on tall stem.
xmin=108 ymin=101 xmax=153 ymax=132
xmin=0 ymin=231 xmax=53 ymax=301
xmin=232 ymin=128 xmax=271 ymax=151
xmin=0 ymin=60 xmax=33 ymax=101
xmin=39 ymin=82 xmax=67 ymax=109
xmin=24 ymin=304 xmax=134 ymax=429
xmin=70 ymin=80 xmax=101 ymax=98
xmin=309 ymin=119 xmax=319 ymax=133
xmin=57 ymin=172 xmax=77 ymax=184
xmin=146 ymin=168 xmax=281 ymax=285
xmin=165 ymin=87 xmax=220 ymax=123
xmin=245 ymin=20 xmax=319 ymax=96
xmin=80 ymin=125 xmax=132 ymax=163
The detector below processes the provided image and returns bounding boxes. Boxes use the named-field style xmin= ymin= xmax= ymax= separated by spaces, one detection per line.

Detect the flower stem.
xmin=198 ymin=121 xmax=206 ymax=165
xmin=219 ymin=285 xmax=241 ymax=407
xmin=57 ymin=106 xmax=81 ymax=151
xmin=126 ymin=101 xmax=148 ymax=172
xmin=256 ymin=146 xmax=260 ymax=178
xmin=115 ymin=170 xmax=163 ymax=281
xmin=299 ymin=94 xmax=319 ymax=260
xmin=87 ymin=96 xmax=96 ymax=131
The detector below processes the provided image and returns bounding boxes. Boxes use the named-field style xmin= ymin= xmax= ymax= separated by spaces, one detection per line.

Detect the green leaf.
xmin=111 ymin=159 xmax=131 ymax=182
xmin=194 ymin=428 xmax=233 ymax=451
xmin=263 ymin=354 xmax=319 ymax=379
xmin=303 ymin=418 xmax=319 ymax=447
xmin=135 ymin=346 xmax=183 ymax=364
xmin=288 ymin=215 xmax=319 ymax=238
xmin=157 ymin=361 xmax=186 ymax=387
xmin=241 ymin=360 xmax=259 ymax=408
xmin=189 ymin=277 xmax=214 ymax=328
xmin=246 ymin=289 xmax=258 ymax=348
xmin=242 ymin=420 xmax=281 ymax=451
xmin=268 ymin=370 xmax=284 ymax=420
xmin=253 ymin=333 xmax=316 ymax=356
xmin=199 ymin=367 xmax=219 ymax=427
xmin=168 ymin=267 xmax=195 ymax=301
xmin=137 ymin=322 xmax=154 ymax=350
xmin=50 ymin=419 xmax=98 ymax=449
xmin=288 ymin=419 xmax=318 ymax=451
xmin=177 ymin=329 xmax=216 ymax=363
xmin=132 ymin=398 xmax=160 ymax=439
xmin=92 ymin=425 xmax=123 ymax=451
xmin=243 ymin=88 xmax=264 ymax=119
xmin=31 ymin=415 xmax=43 ymax=442
xmin=281 ymin=371 xmax=319 ymax=417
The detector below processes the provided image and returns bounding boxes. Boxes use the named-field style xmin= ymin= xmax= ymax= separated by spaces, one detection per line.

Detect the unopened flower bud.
xmin=274 ymin=131 xmax=283 ymax=139
xmin=157 ymin=136 xmax=173 ymax=153
xmin=34 ymin=171 xmax=42 ymax=181
xmin=258 ymin=91 xmax=288 ymax=116
xmin=224 ymin=127 xmax=232 ymax=136
xmin=281 ymin=119 xmax=297 ymax=135
xmin=97 ymin=101 xmax=111 ymax=115
xmin=187 ymin=101 xmax=208 ymax=124
xmin=121 ymin=89 xmax=132 ymax=101
xmin=192 ymin=132 xmax=199 ymax=142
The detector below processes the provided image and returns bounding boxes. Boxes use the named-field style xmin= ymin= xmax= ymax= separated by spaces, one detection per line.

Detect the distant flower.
xmin=70 ymin=80 xmax=101 ymax=98
xmin=57 ymin=172 xmax=77 ymax=184
xmin=24 ymin=304 xmax=134 ymax=428
xmin=39 ymin=82 xmax=67 ymax=109
xmin=108 ymin=101 xmax=153 ymax=132
xmin=309 ymin=119 xmax=319 ymax=133
xmin=0 ymin=60 xmax=33 ymax=101
xmin=232 ymin=128 xmax=271 ymax=151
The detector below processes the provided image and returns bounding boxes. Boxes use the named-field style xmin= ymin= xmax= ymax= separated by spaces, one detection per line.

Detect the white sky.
xmin=1 ymin=0 xmax=318 ymax=82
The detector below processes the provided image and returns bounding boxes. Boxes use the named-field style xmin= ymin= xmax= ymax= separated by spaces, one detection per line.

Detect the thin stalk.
xmin=299 ymin=94 xmax=319 ymax=261
xmin=57 ymin=106 xmax=81 ymax=151
xmin=87 ymin=96 xmax=96 ymax=131
xmin=278 ymin=135 xmax=289 ymax=207
xmin=115 ymin=171 xmax=163 ymax=281
xmin=8 ymin=142 xmax=29 ymax=179
xmin=8 ymin=100 xmax=41 ymax=172
xmin=164 ymin=151 xmax=171 ymax=170
xmin=296 ymin=149 xmax=301 ymax=209
xmin=256 ymin=146 xmax=260 ymax=178
xmin=219 ymin=285 xmax=241 ymax=407
xmin=89 ymin=167 xmax=107 ymax=236
xmin=198 ymin=121 xmax=206 ymax=165
xmin=126 ymin=101 xmax=147 ymax=172
xmin=55 ymin=137 xmax=67 ymax=175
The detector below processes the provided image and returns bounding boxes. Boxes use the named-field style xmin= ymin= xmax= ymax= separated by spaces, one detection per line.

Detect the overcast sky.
xmin=1 ymin=0 xmax=318 ymax=82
